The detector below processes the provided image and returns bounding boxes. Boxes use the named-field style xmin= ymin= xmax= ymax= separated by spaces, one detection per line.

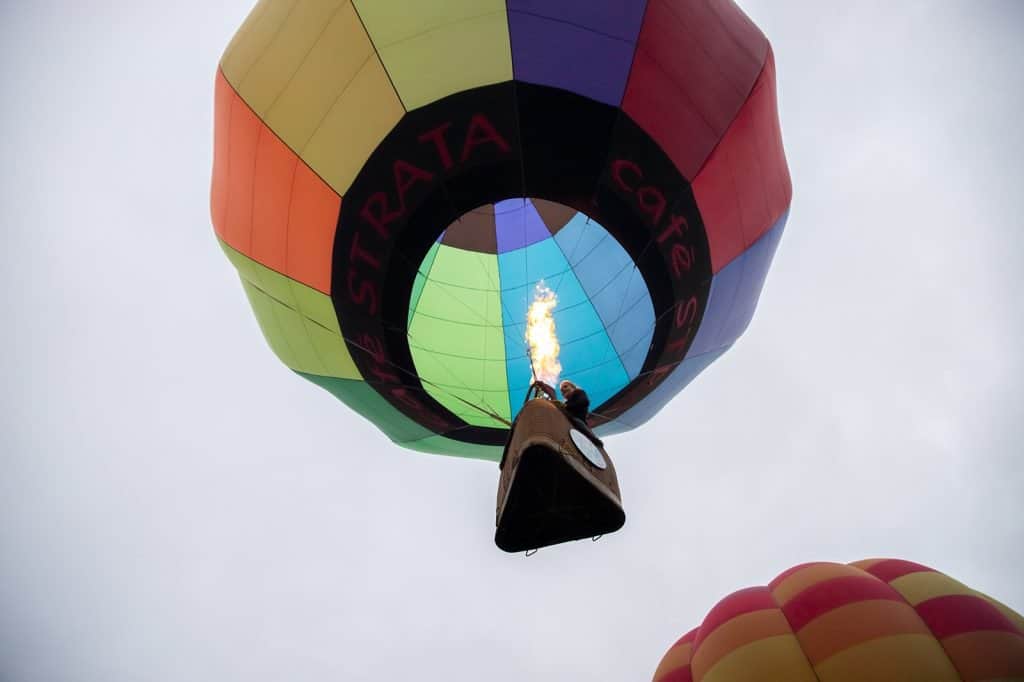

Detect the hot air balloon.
xmin=211 ymin=0 xmax=790 ymax=548
xmin=653 ymin=559 xmax=1024 ymax=682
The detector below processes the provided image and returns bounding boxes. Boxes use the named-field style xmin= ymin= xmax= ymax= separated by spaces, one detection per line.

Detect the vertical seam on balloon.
xmin=705 ymin=0 xmax=764 ymax=67
xmin=294 ymin=53 xmax=378 ymax=155
xmin=234 ymin=0 xmax=302 ymax=93
xmin=614 ymin=0 xmax=651 ymax=110
xmin=223 ymin=238 xmax=359 ymax=377
xmin=765 ymin=580 xmax=825 ymax=682
xmin=563 ymin=219 xmax=644 ymax=376
xmin=247 ymin=273 xmax=303 ymax=373
xmin=750 ymin=103 xmax=773 ymax=249
xmin=604 ymin=265 xmax=645 ymax=378
xmin=718 ymin=126 xmax=745 ymax=277
xmin=259 ymin=0 xmax=352 ymax=122
xmin=547 ymin=220 xmax=631 ymax=396
xmin=658 ymin=0 xmax=753 ymax=101
xmin=884 ymin=572 xmax=969 ymax=680
xmin=472 ymin=250 xmax=516 ymax=421
xmin=479 ymin=253 xmax=491 ymax=408
xmin=504 ymin=1 xmax=531 ymax=330
xmin=494 ymin=237 xmax=515 ymax=422
xmin=287 ymin=280 xmax=333 ymax=376
xmin=405 ymin=259 xmax=505 ymax=428
xmin=222 ymin=0 xmax=271 ymax=75
xmin=217 ymin=68 xmax=343 ymax=238
xmin=556 ymin=227 xmax=657 ymax=379
xmin=281 ymin=154 xmax=301 ymax=287
xmin=408 ymin=242 xmax=439 ymax=324
xmin=350 ymin=1 xmax=409 ymax=114
xmin=707 ymin=130 xmax=746 ymax=348
xmin=689 ymin=48 xmax=770 ymax=188
xmin=219 ymin=68 xmax=234 ymax=234
xmin=247 ymin=125 xmax=264 ymax=256
xmin=404 ymin=335 xmax=506 ymax=427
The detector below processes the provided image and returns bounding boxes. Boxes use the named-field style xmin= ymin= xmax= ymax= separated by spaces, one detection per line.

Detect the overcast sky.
xmin=2 ymin=2 xmax=1022 ymax=681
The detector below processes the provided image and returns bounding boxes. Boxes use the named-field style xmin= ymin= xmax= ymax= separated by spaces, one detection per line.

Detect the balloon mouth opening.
xmin=405 ymin=198 xmax=656 ymax=430
xmin=328 ymin=82 xmax=714 ymax=446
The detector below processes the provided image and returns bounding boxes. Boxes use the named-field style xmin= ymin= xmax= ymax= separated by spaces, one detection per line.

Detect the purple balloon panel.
xmin=508 ymin=10 xmax=640 ymax=106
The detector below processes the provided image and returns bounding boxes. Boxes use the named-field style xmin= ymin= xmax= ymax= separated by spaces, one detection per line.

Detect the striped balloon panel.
xmin=654 ymin=559 xmax=1024 ymax=682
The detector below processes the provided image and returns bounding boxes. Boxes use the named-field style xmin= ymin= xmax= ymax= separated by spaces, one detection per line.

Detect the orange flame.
xmin=526 ymin=282 xmax=561 ymax=387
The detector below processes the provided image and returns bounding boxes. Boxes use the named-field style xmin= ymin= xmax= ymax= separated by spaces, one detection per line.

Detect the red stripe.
xmin=862 ymin=559 xmax=936 ymax=583
xmin=916 ymin=595 xmax=1023 ymax=639
xmin=695 ymin=586 xmax=778 ymax=650
xmin=783 ymin=575 xmax=903 ymax=632
xmin=659 ymin=666 xmax=693 ymax=682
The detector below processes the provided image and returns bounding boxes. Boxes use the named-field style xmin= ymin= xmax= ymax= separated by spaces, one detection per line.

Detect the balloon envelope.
xmin=653 ymin=559 xmax=1024 ymax=682
xmin=211 ymin=0 xmax=791 ymax=458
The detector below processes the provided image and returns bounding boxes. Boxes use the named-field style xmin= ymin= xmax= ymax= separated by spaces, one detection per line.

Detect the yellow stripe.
xmin=691 ymin=609 xmax=792 ymax=678
xmin=795 ymin=599 xmax=932 ymax=665
xmin=814 ymin=634 xmax=961 ymax=682
xmin=889 ymin=571 xmax=974 ymax=606
xmin=701 ymin=635 xmax=817 ymax=682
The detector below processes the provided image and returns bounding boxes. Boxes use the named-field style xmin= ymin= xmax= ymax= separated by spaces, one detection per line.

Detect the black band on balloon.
xmin=331 ymin=82 xmax=711 ymax=444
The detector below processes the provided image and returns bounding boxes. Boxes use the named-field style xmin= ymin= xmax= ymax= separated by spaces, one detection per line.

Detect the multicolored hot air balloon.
xmin=211 ymin=0 xmax=791 ymax=459
xmin=653 ymin=559 xmax=1024 ymax=682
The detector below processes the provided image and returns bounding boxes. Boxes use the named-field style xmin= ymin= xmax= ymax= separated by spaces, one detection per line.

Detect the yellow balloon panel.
xmin=701 ymin=635 xmax=817 ymax=682
xmin=300 ymin=56 xmax=405 ymax=195
xmin=814 ymin=634 xmax=961 ymax=682
xmin=226 ymin=0 xmax=354 ymax=117
xmin=220 ymin=0 xmax=296 ymax=84
xmin=353 ymin=0 xmax=512 ymax=110
xmin=690 ymin=610 xmax=792 ymax=679
xmin=890 ymin=570 xmax=975 ymax=606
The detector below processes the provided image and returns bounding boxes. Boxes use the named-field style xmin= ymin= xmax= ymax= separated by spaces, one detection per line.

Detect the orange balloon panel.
xmin=653 ymin=559 xmax=1024 ymax=682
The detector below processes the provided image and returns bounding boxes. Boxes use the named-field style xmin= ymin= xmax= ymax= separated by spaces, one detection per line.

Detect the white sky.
xmin=2 ymin=2 xmax=1022 ymax=680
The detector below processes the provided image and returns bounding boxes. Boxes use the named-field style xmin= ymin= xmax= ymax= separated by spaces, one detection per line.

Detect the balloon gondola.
xmin=495 ymin=382 xmax=623 ymax=553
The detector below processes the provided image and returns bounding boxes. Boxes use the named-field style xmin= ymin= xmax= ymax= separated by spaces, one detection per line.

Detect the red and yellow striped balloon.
xmin=654 ymin=559 xmax=1024 ymax=682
